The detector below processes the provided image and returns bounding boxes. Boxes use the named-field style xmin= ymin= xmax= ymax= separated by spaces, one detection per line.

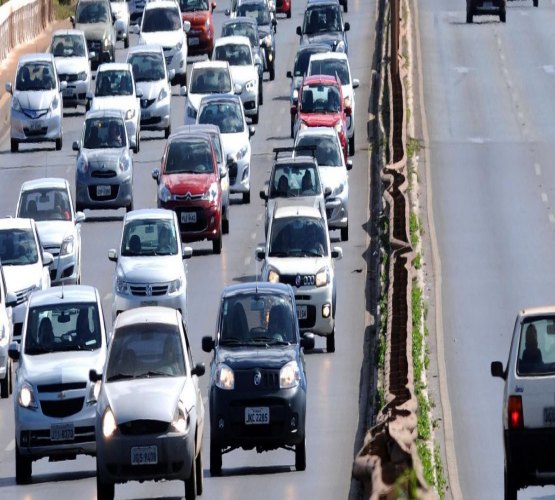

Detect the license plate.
xmin=181 ymin=212 xmax=196 ymax=224
xmin=544 ymin=407 xmax=555 ymax=425
xmin=141 ymin=300 xmax=157 ymax=306
xmin=189 ymin=37 xmax=199 ymax=46
xmin=131 ymin=445 xmax=158 ymax=465
xmin=245 ymin=407 xmax=269 ymax=425
xmin=96 ymin=185 xmax=111 ymax=196
xmin=296 ymin=305 xmax=307 ymax=320
xmin=50 ymin=423 xmax=75 ymax=441
xmin=30 ymin=120 xmax=44 ymax=130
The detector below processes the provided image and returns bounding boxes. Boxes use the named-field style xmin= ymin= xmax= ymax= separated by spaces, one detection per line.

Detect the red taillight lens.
xmin=508 ymin=396 xmax=523 ymax=429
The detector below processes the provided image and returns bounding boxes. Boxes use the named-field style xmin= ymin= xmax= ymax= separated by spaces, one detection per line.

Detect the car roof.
xmin=306 ymin=0 xmax=340 ymax=6
xmin=303 ymin=74 xmax=340 ymax=86
xmin=297 ymin=43 xmax=331 ymax=54
xmin=114 ymin=306 xmax=181 ymax=329
xmin=274 ymin=156 xmax=317 ymax=168
xmin=124 ymin=208 xmax=176 ymax=222
xmin=97 ymin=62 xmax=132 ymax=72
xmin=175 ymin=124 xmax=221 ymax=136
xmin=309 ymin=52 xmax=348 ymax=63
xmin=274 ymin=203 xmax=323 ymax=220
xmin=221 ymin=281 xmax=294 ymax=298
xmin=199 ymin=93 xmax=242 ymax=106
xmin=169 ymin=130 xmax=213 ymax=143
xmin=296 ymin=126 xmax=338 ymax=139
xmin=28 ymin=285 xmax=100 ymax=308
xmin=144 ymin=0 xmax=180 ymax=10
xmin=19 ymin=53 xmax=54 ymax=65
xmin=20 ymin=178 xmax=69 ymax=192
xmin=52 ymin=29 xmax=85 ymax=38
xmin=519 ymin=306 xmax=555 ymax=319
xmin=222 ymin=16 xmax=257 ymax=27
xmin=127 ymin=44 xmax=164 ymax=56
xmin=0 ymin=217 xmax=34 ymax=230
xmin=85 ymin=109 xmax=125 ymax=120
xmin=191 ymin=60 xmax=230 ymax=70
xmin=214 ymin=35 xmax=251 ymax=47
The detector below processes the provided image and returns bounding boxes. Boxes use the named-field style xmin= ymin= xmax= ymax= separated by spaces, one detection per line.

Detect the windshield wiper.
xmin=138 ymin=370 xmax=175 ymax=378
xmin=108 ymin=373 xmax=135 ymax=381
xmin=25 ymin=347 xmax=52 ymax=355
xmin=268 ymin=251 xmax=289 ymax=257
xmin=220 ymin=337 xmax=245 ymax=345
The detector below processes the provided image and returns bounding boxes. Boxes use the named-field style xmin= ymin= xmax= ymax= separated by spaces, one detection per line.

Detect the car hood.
xmin=55 ymin=57 xmax=89 ymax=75
xmin=265 ymin=256 xmax=328 ymax=275
xmin=117 ymin=255 xmax=184 ymax=283
xmin=230 ymin=65 xmax=257 ymax=85
xmin=182 ymin=11 xmax=210 ymax=26
xmin=319 ymin=166 xmax=347 ymax=191
xmin=136 ymin=80 xmax=166 ymax=100
xmin=267 ymin=195 xmax=323 ymax=217
xmin=21 ymin=350 xmax=104 ymax=385
xmin=163 ymin=172 xmax=215 ymax=195
xmin=299 ymin=112 xmax=341 ymax=128
xmin=3 ymin=264 xmax=43 ymax=293
xmin=105 ymin=377 xmax=185 ymax=423
xmin=140 ymin=30 xmax=183 ymax=49
xmin=215 ymin=345 xmax=298 ymax=369
xmin=91 ymin=95 xmax=137 ymax=112
xmin=221 ymin=132 xmax=248 ymax=156
xmin=36 ymin=220 xmax=76 ymax=247
xmin=76 ymin=23 xmax=111 ymax=41
xmin=302 ymin=32 xmax=343 ymax=48
xmin=82 ymin=148 xmax=124 ymax=169
xmin=14 ymin=90 xmax=57 ymax=110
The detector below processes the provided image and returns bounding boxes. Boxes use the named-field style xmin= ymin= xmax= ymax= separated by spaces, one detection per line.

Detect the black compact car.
xmin=202 ymin=282 xmax=314 ymax=475
xmin=466 ymin=0 xmax=507 ymax=23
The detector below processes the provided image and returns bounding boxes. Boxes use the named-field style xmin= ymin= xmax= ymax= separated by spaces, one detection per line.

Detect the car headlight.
xmin=168 ymin=278 xmax=182 ymax=293
xmin=86 ymin=381 xmax=101 ymax=405
xmin=103 ymin=37 xmax=110 ymax=48
xmin=171 ymin=403 xmax=190 ymax=434
xmin=186 ymin=103 xmax=197 ymax=119
xmin=158 ymin=184 xmax=172 ymax=202
xmin=204 ymin=17 xmax=211 ymax=29
xmin=158 ymin=87 xmax=168 ymax=101
xmin=18 ymin=382 xmax=38 ymax=409
xmin=315 ymin=267 xmax=330 ymax=287
xmin=335 ymin=40 xmax=346 ymax=53
xmin=12 ymin=97 xmax=22 ymax=112
xmin=119 ymin=155 xmax=131 ymax=172
xmin=50 ymin=96 xmax=59 ymax=111
xmin=102 ymin=407 xmax=117 ymax=439
xmin=77 ymin=71 xmax=87 ymax=81
xmin=176 ymin=40 xmax=183 ymax=51
xmin=202 ymin=181 xmax=219 ymax=204
xmin=115 ymin=277 xmax=131 ymax=295
xmin=300 ymin=121 xmax=308 ymax=130
xmin=280 ymin=360 xmax=300 ymax=389
xmin=268 ymin=269 xmax=280 ymax=283
xmin=235 ymin=144 xmax=248 ymax=161
xmin=334 ymin=121 xmax=342 ymax=133
xmin=215 ymin=363 xmax=234 ymax=390
xmin=344 ymin=96 xmax=352 ymax=109
xmin=263 ymin=34 xmax=271 ymax=47
xmin=77 ymin=156 xmax=89 ymax=174
xmin=60 ymin=235 xmax=75 ymax=256
xmin=125 ymin=109 xmax=135 ymax=120
xmin=244 ymin=79 xmax=256 ymax=93
xmin=292 ymin=88 xmax=299 ymax=101
xmin=333 ymin=182 xmax=345 ymax=196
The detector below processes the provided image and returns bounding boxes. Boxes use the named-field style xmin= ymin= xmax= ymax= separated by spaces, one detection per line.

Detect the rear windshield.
xmin=517 ymin=317 xmax=555 ymax=376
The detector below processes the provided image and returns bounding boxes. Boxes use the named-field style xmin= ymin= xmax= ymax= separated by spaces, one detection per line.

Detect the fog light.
xmin=218 ymin=418 xmax=225 ymax=430
xmin=290 ymin=416 xmax=297 ymax=429
xmin=21 ymin=432 xmax=29 ymax=446
xmin=322 ymin=304 xmax=331 ymax=318
xmin=269 ymin=53 xmax=273 ymax=62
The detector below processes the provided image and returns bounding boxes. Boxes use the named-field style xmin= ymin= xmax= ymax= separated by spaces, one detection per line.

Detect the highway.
xmin=0 ymin=0 xmax=376 ymax=498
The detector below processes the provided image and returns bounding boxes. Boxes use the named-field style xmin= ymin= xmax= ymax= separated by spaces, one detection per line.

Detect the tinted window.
xmin=16 ymin=62 xmax=55 ymax=92
xmin=76 ymin=1 xmax=110 ymax=23
xmin=190 ymin=67 xmax=232 ymax=93
xmin=213 ymin=44 xmax=252 ymax=66
xmin=309 ymin=58 xmax=350 ymax=85
xmin=51 ymin=34 xmax=86 ymax=58
xmin=95 ymin=70 xmax=133 ymax=96
xmin=142 ymin=7 xmax=181 ymax=32
xmin=165 ymin=138 xmax=214 ymax=174
xmin=0 ymin=229 xmax=39 ymax=265
xmin=128 ymin=53 xmax=165 ymax=82
xmin=300 ymin=83 xmax=341 ymax=113
xmin=198 ymin=102 xmax=244 ymax=133
xmin=296 ymin=135 xmax=342 ymax=166
xmin=179 ymin=0 xmax=209 ymax=10
xmin=222 ymin=22 xmax=258 ymax=47
xmin=83 ymin=117 xmax=127 ymax=148
xmin=269 ymin=217 xmax=327 ymax=257
xmin=18 ymin=188 xmax=72 ymax=222
xmin=121 ymin=218 xmax=179 ymax=256
xmin=303 ymin=5 xmax=342 ymax=34
xmin=270 ymin=163 xmax=321 ymax=198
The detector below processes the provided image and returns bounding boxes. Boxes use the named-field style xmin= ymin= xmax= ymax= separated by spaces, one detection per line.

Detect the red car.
xmin=291 ymin=74 xmax=350 ymax=162
xmin=276 ymin=0 xmax=292 ymax=18
xmin=179 ymin=0 xmax=216 ymax=57
xmin=152 ymin=130 xmax=224 ymax=254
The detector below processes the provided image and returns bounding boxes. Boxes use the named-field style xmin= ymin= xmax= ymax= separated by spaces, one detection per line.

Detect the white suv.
xmin=256 ymin=202 xmax=342 ymax=352
xmin=491 ymin=306 xmax=555 ymax=499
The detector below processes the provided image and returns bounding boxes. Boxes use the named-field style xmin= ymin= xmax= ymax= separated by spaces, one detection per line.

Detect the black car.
xmin=466 ymin=0 xmax=507 ymax=23
xmin=296 ymin=0 xmax=349 ymax=55
xmin=202 ymin=282 xmax=314 ymax=475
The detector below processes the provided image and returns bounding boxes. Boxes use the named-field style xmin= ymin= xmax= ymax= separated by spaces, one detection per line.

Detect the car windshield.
xmin=128 ymin=53 xmax=165 ymax=82
xmin=75 ymin=2 xmax=110 ymax=23
xmin=198 ymin=102 xmax=244 ymax=133
xmin=269 ymin=217 xmax=327 ymax=257
xmin=51 ymin=35 xmax=86 ymax=58
xmin=213 ymin=44 xmax=252 ymax=66
xmin=220 ymin=292 xmax=296 ymax=345
xmin=190 ymin=67 xmax=232 ymax=93
xmin=18 ymin=188 xmax=72 ymax=222
xmin=309 ymin=58 xmax=350 ymax=85
xmin=165 ymin=138 xmax=214 ymax=174
xmin=303 ymin=5 xmax=341 ymax=34
xmin=95 ymin=69 xmax=134 ymax=96
xmin=300 ymin=83 xmax=341 ymax=113
xmin=106 ymin=326 xmax=186 ymax=381
xmin=269 ymin=163 xmax=321 ymax=198
xmin=24 ymin=303 xmax=102 ymax=354
xmin=237 ymin=4 xmax=270 ymax=25
xmin=121 ymin=218 xmax=178 ymax=256
xmin=0 ymin=229 xmax=39 ymax=265
xmin=296 ymin=136 xmax=342 ymax=166
xmin=293 ymin=48 xmax=326 ymax=77
xmin=222 ymin=22 xmax=258 ymax=47
xmin=179 ymin=0 xmax=209 ymax=11
xmin=83 ymin=117 xmax=127 ymax=149
xmin=142 ymin=7 xmax=181 ymax=32
xmin=517 ymin=318 xmax=555 ymax=376
xmin=16 ymin=62 xmax=55 ymax=92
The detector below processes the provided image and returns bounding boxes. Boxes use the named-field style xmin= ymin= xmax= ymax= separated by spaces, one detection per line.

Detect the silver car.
xmin=73 ymin=110 xmax=134 ymax=212
xmin=8 ymin=285 xmax=108 ymax=484
xmin=108 ymin=209 xmax=193 ymax=324
xmin=5 ymin=53 xmax=66 ymax=153
xmin=16 ymin=178 xmax=86 ymax=286
xmin=91 ymin=306 xmax=205 ymax=500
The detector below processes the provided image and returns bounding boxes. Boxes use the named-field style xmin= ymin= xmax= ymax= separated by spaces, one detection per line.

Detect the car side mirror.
xmin=345 ymin=22 xmax=350 ymax=31
xmin=192 ymin=363 xmax=205 ymax=377
xmin=286 ymin=70 xmax=293 ymax=79
xmin=212 ymin=1 xmax=217 ymax=9
xmin=42 ymin=252 xmax=54 ymax=266
xmin=151 ymin=168 xmax=160 ymax=182
xmin=131 ymin=24 xmax=140 ymax=34
xmin=491 ymin=361 xmax=506 ymax=380
xmin=290 ymin=105 xmax=297 ymax=115
xmin=331 ymin=247 xmax=343 ymax=260
xmin=168 ymin=69 xmax=175 ymax=81
xmin=183 ymin=20 xmax=191 ymax=33
xmin=70 ymin=15 xmax=75 ymax=27
xmin=219 ymin=165 xmax=227 ymax=179
xmin=301 ymin=332 xmax=315 ymax=350
xmin=180 ymin=85 xmax=188 ymax=96
xmin=89 ymin=51 xmax=96 ymax=61
xmin=346 ymin=160 xmax=353 ymax=171
xmin=296 ymin=26 xmax=302 ymax=36
xmin=225 ymin=8 xmax=230 ymax=15
xmin=59 ymin=81 xmax=68 ymax=91
xmin=255 ymin=246 xmax=265 ymax=261
xmin=202 ymin=336 xmax=215 ymax=352
xmin=352 ymin=78 xmax=359 ymax=89
xmin=248 ymin=126 xmax=255 ymax=138
xmin=108 ymin=248 xmax=118 ymax=262
xmin=86 ymin=90 xmax=94 ymax=100
xmin=72 ymin=140 xmax=81 ymax=151
xmin=345 ymin=106 xmax=352 ymax=116
xmin=89 ymin=369 xmax=102 ymax=383
xmin=75 ymin=211 xmax=86 ymax=223
xmin=259 ymin=189 xmax=267 ymax=201
xmin=112 ymin=14 xmax=117 ymax=24
xmin=6 ymin=291 xmax=17 ymax=308
xmin=182 ymin=245 xmax=193 ymax=259
xmin=136 ymin=88 xmax=143 ymax=98
xmin=8 ymin=341 xmax=20 ymax=361
xmin=5 ymin=82 xmax=12 ymax=94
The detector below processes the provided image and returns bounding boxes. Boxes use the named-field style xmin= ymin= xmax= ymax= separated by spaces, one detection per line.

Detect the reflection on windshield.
xmin=213 ymin=44 xmax=252 ymax=66
xmin=16 ymin=63 xmax=55 ymax=92
xmin=237 ymin=5 xmax=270 ymax=25
xmin=52 ymin=35 xmax=86 ymax=58
xmin=222 ymin=23 xmax=258 ymax=47
xmin=0 ymin=229 xmax=39 ymax=266
xmin=142 ymin=8 xmax=181 ymax=32
xmin=297 ymin=137 xmax=341 ymax=166
xmin=199 ymin=103 xmax=244 ymax=133
xmin=179 ymin=0 xmax=209 ymax=11
xmin=83 ymin=118 xmax=127 ymax=149
xmin=165 ymin=139 xmax=214 ymax=174
xmin=95 ymin=70 xmax=133 ymax=97
xmin=190 ymin=67 xmax=231 ymax=93
xmin=129 ymin=54 xmax=165 ymax=82
xmin=303 ymin=6 xmax=341 ymax=35
xmin=300 ymin=84 xmax=341 ymax=113
xmin=269 ymin=165 xmax=321 ymax=198
xmin=18 ymin=188 xmax=72 ymax=222
xmin=269 ymin=217 xmax=327 ymax=257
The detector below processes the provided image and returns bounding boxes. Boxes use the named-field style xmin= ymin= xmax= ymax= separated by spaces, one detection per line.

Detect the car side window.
xmin=517 ymin=320 xmax=555 ymax=375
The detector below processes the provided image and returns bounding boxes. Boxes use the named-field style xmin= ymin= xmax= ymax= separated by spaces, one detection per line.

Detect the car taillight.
xmin=508 ymin=395 xmax=523 ymax=429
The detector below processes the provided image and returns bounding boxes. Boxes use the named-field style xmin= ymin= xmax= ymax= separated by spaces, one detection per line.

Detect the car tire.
xmin=340 ymin=224 xmax=349 ymax=242
xmin=344 ymin=0 xmax=348 ymax=13
xmin=348 ymin=131 xmax=355 ymax=156
xmin=11 ymin=139 xmax=18 ymax=153
xmin=242 ymin=190 xmax=250 ymax=204
xmin=195 ymin=448 xmax=203 ymax=495
xmin=533 ymin=0 xmax=538 ymax=6
xmin=97 ymin=470 xmax=115 ymax=500
xmin=135 ymin=132 xmax=140 ymax=154
xmin=55 ymin=137 xmax=62 ymax=151
xmin=180 ymin=72 xmax=188 ymax=87
xmin=0 ymin=363 xmax=9 ymax=399
xmin=466 ymin=9 xmax=473 ymax=23
xmin=124 ymin=34 xmax=129 ymax=49
xmin=259 ymin=85 xmax=263 ymax=105
xmin=504 ymin=464 xmax=517 ymax=500
xmin=326 ymin=329 xmax=335 ymax=353
xmin=212 ymin=231 xmax=222 ymax=255
xmin=295 ymin=438 xmax=306 ymax=471
xmin=165 ymin=124 xmax=171 ymax=139
xmin=269 ymin=63 xmax=275 ymax=81
xmin=210 ymin=438 xmax=222 ymax=476
xmin=252 ymin=110 xmax=259 ymax=124
xmin=8 ymin=359 xmax=13 ymax=394
xmin=184 ymin=452 xmax=197 ymax=500
xmin=500 ymin=8 xmax=506 ymax=22
xmin=287 ymin=7 xmax=291 ymax=18
xmin=222 ymin=212 xmax=229 ymax=234
xmin=126 ymin=199 xmax=134 ymax=213
xmin=15 ymin=445 xmax=32 ymax=484
xmin=290 ymin=119 xmax=295 ymax=139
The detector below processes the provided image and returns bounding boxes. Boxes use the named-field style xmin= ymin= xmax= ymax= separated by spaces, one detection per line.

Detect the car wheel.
xmin=287 ymin=7 xmax=291 ymax=18
xmin=341 ymin=224 xmax=349 ymax=241
xmin=242 ymin=190 xmax=250 ymax=204
xmin=195 ymin=448 xmax=203 ymax=495
xmin=533 ymin=0 xmax=538 ymax=6
xmin=180 ymin=71 xmax=188 ymax=87
xmin=269 ymin=63 xmax=275 ymax=81
xmin=55 ymin=137 xmax=62 ymax=151
xmin=135 ymin=132 xmax=140 ymax=153
xmin=96 ymin=470 xmax=115 ymax=500
xmin=212 ymin=229 xmax=222 ymax=255
xmin=0 ymin=364 xmax=9 ymax=399
xmin=124 ymin=34 xmax=129 ymax=49
xmin=210 ymin=438 xmax=222 ymax=476
xmin=326 ymin=329 xmax=335 ymax=353
xmin=222 ymin=211 xmax=229 ymax=234
xmin=259 ymin=85 xmax=263 ymax=105
xmin=8 ymin=359 xmax=13 ymax=395
xmin=348 ymin=131 xmax=355 ymax=156
xmin=10 ymin=139 xmax=18 ymax=153
xmin=295 ymin=438 xmax=306 ymax=471
xmin=184 ymin=452 xmax=197 ymax=500
xmin=504 ymin=464 xmax=517 ymax=500
xmin=165 ymin=124 xmax=171 ymax=139
xmin=126 ymin=199 xmax=134 ymax=213
xmin=500 ymin=8 xmax=506 ymax=22
xmin=466 ymin=9 xmax=473 ymax=23
xmin=15 ymin=445 xmax=32 ymax=484
xmin=290 ymin=118 xmax=295 ymax=139
xmin=252 ymin=110 xmax=259 ymax=125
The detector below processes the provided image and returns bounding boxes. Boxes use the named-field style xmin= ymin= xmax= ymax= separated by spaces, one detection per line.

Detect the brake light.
xmin=508 ymin=396 xmax=523 ymax=429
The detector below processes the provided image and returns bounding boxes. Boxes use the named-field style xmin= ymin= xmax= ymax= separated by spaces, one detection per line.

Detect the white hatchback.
xmin=111 ymin=0 xmax=130 ymax=47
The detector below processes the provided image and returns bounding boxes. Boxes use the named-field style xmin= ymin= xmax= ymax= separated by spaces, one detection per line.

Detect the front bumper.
xmin=60 ymin=79 xmax=90 ymax=107
xmin=125 ymin=118 xmax=139 ymax=148
xmin=325 ymin=193 xmax=349 ymax=229
xmin=187 ymin=27 xmax=214 ymax=56
xmin=228 ymin=158 xmax=250 ymax=194
xmin=165 ymin=48 xmax=188 ymax=79
xmin=75 ymin=172 xmax=133 ymax=211
xmin=10 ymin=109 xmax=62 ymax=143
xmin=159 ymin=200 xmax=222 ymax=242
xmin=47 ymin=250 xmax=80 ymax=286
xmin=112 ymin=289 xmax=187 ymax=323
xmin=140 ymin=99 xmax=170 ymax=131
xmin=290 ymin=283 xmax=334 ymax=336
xmin=240 ymin=88 xmax=258 ymax=117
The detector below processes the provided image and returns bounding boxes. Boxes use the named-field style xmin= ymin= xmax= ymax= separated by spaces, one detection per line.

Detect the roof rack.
xmin=272 ymin=145 xmax=317 ymax=160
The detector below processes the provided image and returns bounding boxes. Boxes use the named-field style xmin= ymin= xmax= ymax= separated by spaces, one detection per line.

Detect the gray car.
xmin=91 ymin=306 xmax=205 ymax=500
xmin=73 ymin=110 xmax=134 ymax=212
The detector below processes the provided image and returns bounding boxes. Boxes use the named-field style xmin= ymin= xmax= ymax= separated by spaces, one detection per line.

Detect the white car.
xmin=111 ymin=0 xmax=130 ymax=48
xmin=181 ymin=60 xmax=238 ymax=125
xmin=197 ymin=93 xmax=255 ymax=203
xmin=5 ymin=53 xmax=66 ymax=153
xmin=212 ymin=35 xmax=260 ymax=123
xmin=294 ymin=127 xmax=352 ymax=241
xmin=108 ymin=209 xmax=193 ymax=325
xmin=0 ymin=218 xmax=52 ymax=343
xmin=16 ymin=178 xmax=86 ymax=286
xmin=133 ymin=0 xmax=191 ymax=86
xmin=88 ymin=62 xmax=142 ymax=153
xmin=127 ymin=44 xmax=174 ymax=138
xmin=0 ymin=263 xmax=16 ymax=399
xmin=256 ymin=202 xmax=342 ymax=352
xmin=49 ymin=29 xmax=92 ymax=110
xmin=8 ymin=285 xmax=108 ymax=484
xmin=307 ymin=51 xmax=359 ymax=155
